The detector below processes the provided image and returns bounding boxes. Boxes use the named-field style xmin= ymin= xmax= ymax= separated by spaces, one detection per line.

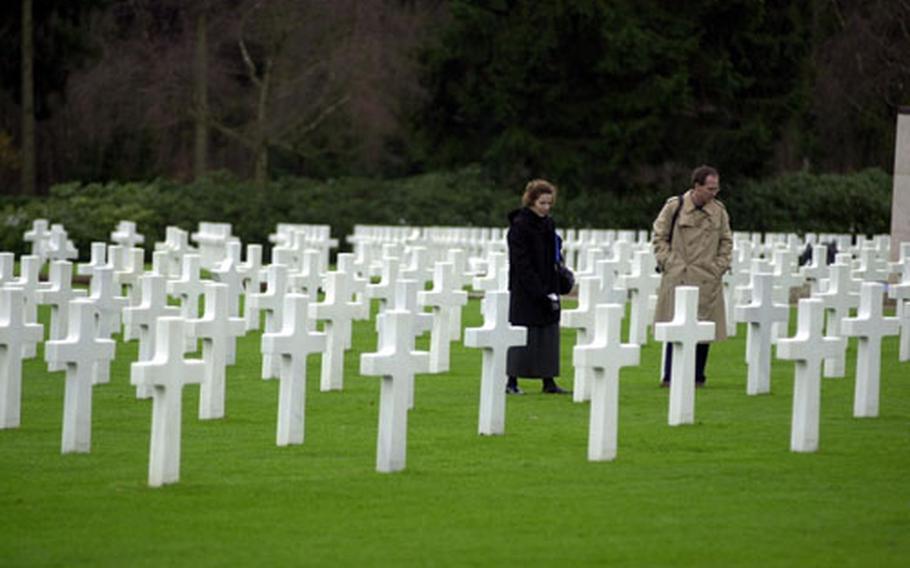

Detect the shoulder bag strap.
xmin=667 ymin=193 xmax=685 ymax=248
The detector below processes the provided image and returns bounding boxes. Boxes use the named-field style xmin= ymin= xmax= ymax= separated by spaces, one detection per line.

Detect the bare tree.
xmin=203 ymin=0 xmax=354 ymax=189
xmin=45 ymin=0 xmax=444 ymax=184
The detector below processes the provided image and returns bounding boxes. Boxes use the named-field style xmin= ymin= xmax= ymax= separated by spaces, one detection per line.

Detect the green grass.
xmin=1 ymin=299 xmax=908 ymax=567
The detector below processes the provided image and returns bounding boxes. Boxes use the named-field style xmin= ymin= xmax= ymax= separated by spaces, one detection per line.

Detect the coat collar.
xmin=682 ymin=189 xmax=721 ymax=215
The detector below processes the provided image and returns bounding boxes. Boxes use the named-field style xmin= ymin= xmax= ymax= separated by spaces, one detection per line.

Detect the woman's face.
xmin=530 ymin=193 xmax=554 ymax=217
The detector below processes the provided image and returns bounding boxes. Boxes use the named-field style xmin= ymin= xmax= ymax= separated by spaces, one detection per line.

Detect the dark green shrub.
xmin=0 ymin=167 xmax=892 ymax=259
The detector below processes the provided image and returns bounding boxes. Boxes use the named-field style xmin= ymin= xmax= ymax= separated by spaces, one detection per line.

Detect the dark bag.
xmin=655 ymin=193 xmax=685 ymax=274
xmin=556 ymin=263 xmax=575 ymax=295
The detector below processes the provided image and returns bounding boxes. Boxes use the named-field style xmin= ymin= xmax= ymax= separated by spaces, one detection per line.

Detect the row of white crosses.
xmin=348 ymin=225 xmax=907 ymax=464
xmin=5 ymin=217 xmax=909 ymax=482
xmin=23 ymin=219 xmax=78 ymax=264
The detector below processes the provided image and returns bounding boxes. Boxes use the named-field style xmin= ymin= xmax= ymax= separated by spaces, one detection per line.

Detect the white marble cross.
xmin=44 ymin=299 xmax=115 ymax=453
xmin=853 ymin=245 xmax=890 ymax=282
xmin=310 ymin=269 xmax=359 ymax=391
xmin=123 ymin=273 xmax=180 ymax=399
xmin=210 ymin=241 xmax=245 ymax=365
xmin=360 ymin=307 xmax=430 ymax=473
xmin=130 ymin=317 xmax=206 ymax=487
xmin=574 ymin=303 xmax=640 ymax=461
xmin=5 ymin=254 xmax=42 ymax=358
xmin=618 ymin=249 xmax=660 ymax=345
xmin=799 ymin=244 xmax=830 ymax=296
xmin=770 ymin=249 xmax=804 ymax=343
xmin=77 ymin=242 xmax=108 ymax=280
xmin=594 ymin=258 xmax=628 ymax=305
xmin=337 ymin=252 xmax=371 ymax=323
xmin=238 ymin=244 xmax=264 ymax=331
xmin=0 ymin=252 xmax=13 ymax=286
xmin=24 ymin=219 xmax=51 ymax=261
xmin=464 ymin=290 xmax=527 ymax=436
xmin=734 ymin=272 xmax=789 ymax=395
xmin=211 ymin=241 xmax=244 ymax=318
xmin=0 ymin=288 xmax=44 ymax=429
xmin=400 ymin=245 xmax=431 ymax=286
xmin=417 ymin=261 xmax=468 ymax=373
xmin=889 ymin=257 xmax=910 ymax=362
xmin=111 ymin=220 xmax=145 ymax=249
xmin=365 ymin=255 xmax=400 ymax=324
xmin=735 ymin=258 xmax=772 ymax=366
xmin=777 ymin=298 xmax=846 ymax=452
xmin=86 ymin=267 xmax=127 ymax=384
xmin=375 ymin=279 xmax=433 ymax=409
xmin=472 ymin=251 xmax=506 ymax=293
xmin=445 ymin=248 xmax=469 ymax=340
xmin=248 ymin=263 xmax=288 ymax=379
xmin=36 ymin=261 xmax=87 ymax=371
xmin=114 ymin=247 xmax=146 ymax=312
xmin=167 ymin=254 xmax=207 ymax=351
xmin=261 ymin=293 xmax=326 ymax=446
xmin=288 ymin=249 xmax=322 ymax=298
xmin=87 ymin=266 xmax=126 ymax=335
xmin=654 ymin=286 xmax=715 ymax=426
xmin=155 ymin=226 xmax=196 ymax=279
xmin=45 ymin=226 xmax=78 ymax=262
xmin=605 ymin=241 xmax=633 ymax=279
xmin=814 ymin=262 xmax=859 ymax=378
xmin=575 ymin=247 xmax=605 ymax=277
xmin=561 ymin=275 xmax=601 ymax=403
xmin=723 ymin=240 xmax=754 ymax=337
xmin=841 ymin=282 xmax=900 ymax=418
xmin=150 ymin=250 xmax=170 ymax=277
xmin=186 ymin=283 xmax=246 ymax=420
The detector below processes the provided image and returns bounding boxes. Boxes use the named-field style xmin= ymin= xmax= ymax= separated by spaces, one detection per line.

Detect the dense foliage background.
xmin=0 ymin=167 xmax=891 ymax=257
xmin=0 ymin=0 xmax=906 ymax=235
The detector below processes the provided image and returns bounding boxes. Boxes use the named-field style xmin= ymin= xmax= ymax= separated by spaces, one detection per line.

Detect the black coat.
xmin=507 ymin=207 xmax=560 ymax=327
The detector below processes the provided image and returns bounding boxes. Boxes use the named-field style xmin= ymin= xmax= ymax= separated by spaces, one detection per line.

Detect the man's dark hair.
xmin=691 ymin=165 xmax=719 ymax=186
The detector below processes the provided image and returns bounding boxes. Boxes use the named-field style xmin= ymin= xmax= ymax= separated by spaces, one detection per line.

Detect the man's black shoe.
xmin=506 ymin=385 xmax=524 ymax=395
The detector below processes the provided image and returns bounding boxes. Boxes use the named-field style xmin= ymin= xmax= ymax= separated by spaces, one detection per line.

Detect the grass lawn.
xmin=1 ymin=298 xmax=908 ymax=567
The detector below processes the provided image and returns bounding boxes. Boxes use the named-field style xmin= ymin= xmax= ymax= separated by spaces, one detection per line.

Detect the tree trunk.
xmin=193 ymin=8 xmax=208 ymax=180
xmin=20 ymin=0 xmax=35 ymax=196
xmin=253 ymin=63 xmax=271 ymax=191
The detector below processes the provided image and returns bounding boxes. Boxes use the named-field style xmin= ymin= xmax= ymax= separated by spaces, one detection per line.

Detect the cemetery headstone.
xmin=734 ymin=272 xmax=789 ymax=395
xmin=44 ymin=299 xmax=115 ymax=453
xmin=360 ymin=307 xmax=430 ymax=473
xmin=310 ymin=269 xmax=359 ymax=391
xmin=814 ymin=262 xmax=859 ymax=378
xmin=464 ymin=290 xmax=527 ymax=436
xmin=841 ymin=282 xmax=900 ymax=418
xmin=573 ymin=303 xmax=640 ymax=461
xmin=417 ymin=261 xmax=467 ymax=373
xmin=0 ymin=288 xmax=44 ymax=429
xmin=261 ymin=293 xmax=326 ymax=446
xmin=777 ymin=298 xmax=847 ymax=452
xmin=654 ymin=286 xmax=715 ymax=426
xmin=130 ymin=317 xmax=206 ymax=487
xmin=248 ymin=263 xmax=288 ymax=379
xmin=123 ymin=273 xmax=180 ymax=399
xmin=186 ymin=283 xmax=246 ymax=420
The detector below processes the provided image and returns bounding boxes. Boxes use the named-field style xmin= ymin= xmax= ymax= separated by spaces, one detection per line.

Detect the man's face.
xmin=693 ymin=174 xmax=720 ymax=207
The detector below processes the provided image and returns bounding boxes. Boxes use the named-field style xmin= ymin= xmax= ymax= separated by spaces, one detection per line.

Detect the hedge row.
xmin=0 ymin=167 xmax=892 ymax=259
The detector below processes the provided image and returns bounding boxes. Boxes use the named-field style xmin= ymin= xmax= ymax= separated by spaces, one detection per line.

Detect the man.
xmin=652 ymin=165 xmax=733 ymax=387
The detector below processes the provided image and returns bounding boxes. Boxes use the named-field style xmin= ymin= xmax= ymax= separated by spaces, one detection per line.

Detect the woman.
xmin=505 ymin=179 xmax=569 ymax=395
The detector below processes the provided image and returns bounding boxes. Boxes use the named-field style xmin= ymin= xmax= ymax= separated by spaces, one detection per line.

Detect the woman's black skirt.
xmin=506 ymin=322 xmax=560 ymax=378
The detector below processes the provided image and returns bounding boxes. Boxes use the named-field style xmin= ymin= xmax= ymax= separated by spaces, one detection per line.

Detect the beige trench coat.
xmin=651 ymin=189 xmax=733 ymax=341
